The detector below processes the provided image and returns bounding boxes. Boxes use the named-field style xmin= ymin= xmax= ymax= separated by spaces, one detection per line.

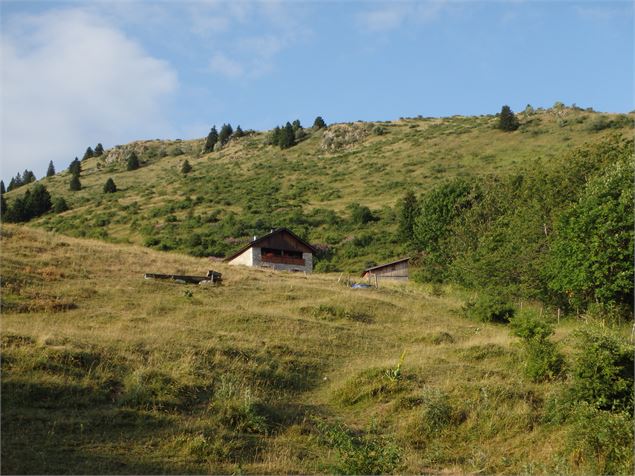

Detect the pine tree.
xmin=234 ymin=125 xmax=244 ymax=138
xmin=94 ymin=143 xmax=104 ymax=156
xmin=69 ymin=174 xmax=81 ymax=191
xmin=269 ymin=126 xmax=282 ymax=146
xmin=5 ymin=195 xmax=29 ymax=222
xmin=22 ymin=170 xmax=36 ymax=183
xmin=7 ymin=178 xmax=16 ymax=192
xmin=0 ymin=182 xmax=6 ymax=219
xmin=127 ymin=152 xmax=140 ymax=171
xmin=26 ymin=184 xmax=52 ymax=217
xmin=219 ymin=123 xmax=233 ymax=145
xmin=181 ymin=159 xmax=192 ymax=174
xmin=280 ymin=122 xmax=295 ymax=149
xmin=46 ymin=161 xmax=56 ymax=177
xmin=204 ymin=126 xmax=218 ymax=152
xmin=399 ymin=191 xmax=419 ymax=242
xmin=53 ymin=197 xmax=69 ymax=213
xmin=82 ymin=146 xmax=94 ymax=161
xmin=498 ymin=105 xmax=519 ymax=131
xmin=103 ymin=178 xmax=117 ymax=193
xmin=292 ymin=119 xmax=302 ymax=131
xmin=0 ymin=180 xmax=5 ymax=194
xmin=69 ymin=157 xmax=81 ymax=176
xmin=313 ymin=116 xmax=326 ymax=129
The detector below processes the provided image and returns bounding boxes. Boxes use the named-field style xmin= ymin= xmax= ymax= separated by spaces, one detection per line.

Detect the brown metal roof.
xmin=361 ymin=257 xmax=410 ymax=276
xmin=224 ymin=228 xmax=317 ymax=262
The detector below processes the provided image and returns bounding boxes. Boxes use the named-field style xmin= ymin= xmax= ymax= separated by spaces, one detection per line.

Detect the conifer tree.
xmin=181 ymin=159 xmax=192 ymax=174
xmin=7 ymin=177 xmax=17 ymax=192
xmin=0 ymin=181 xmax=6 ymax=219
xmin=234 ymin=125 xmax=244 ymax=138
xmin=292 ymin=119 xmax=302 ymax=131
xmin=5 ymin=195 xmax=28 ymax=222
xmin=204 ymin=126 xmax=219 ymax=152
xmin=219 ymin=123 xmax=233 ymax=145
xmin=127 ymin=152 xmax=140 ymax=171
xmin=270 ymin=126 xmax=282 ymax=146
xmin=69 ymin=157 xmax=81 ymax=176
xmin=498 ymin=105 xmax=519 ymax=131
xmin=82 ymin=147 xmax=94 ymax=161
xmin=22 ymin=170 xmax=36 ymax=183
xmin=94 ymin=143 xmax=104 ymax=156
xmin=399 ymin=191 xmax=419 ymax=242
xmin=69 ymin=174 xmax=81 ymax=191
xmin=313 ymin=116 xmax=326 ymax=129
xmin=0 ymin=180 xmax=5 ymax=194
xmin=280 ymin=122 xmax=295 ymax=149
xmin=26 ymin=184 xmax=52 ymax=217
xmin=103 ymin=178 xmax=117 ymax=193
xmin=46 ymin=161 xmax=56 ymax=177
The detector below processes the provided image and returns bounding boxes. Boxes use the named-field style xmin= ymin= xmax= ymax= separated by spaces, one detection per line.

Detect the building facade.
xmin=225 ymin=228 xmax=316 ymax=273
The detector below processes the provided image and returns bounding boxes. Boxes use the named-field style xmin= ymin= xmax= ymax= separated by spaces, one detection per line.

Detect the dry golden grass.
xmin=1 ymin=224 xmax=628 ymax=474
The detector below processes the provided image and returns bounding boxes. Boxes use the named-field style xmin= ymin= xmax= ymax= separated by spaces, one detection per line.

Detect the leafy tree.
xmin=511 ymin=312 xmax=563 ymax=382
xmin=69 ymin=157 xmax=81 ymax=176
xmin=46 ymin=161 xmax=56 ymax=177
xmin=94 ymin=143 xmax=104 ymax=156
xmin=25 ymin=184 xmax=52 ymax=217
xmin=127 ymin=152 xmax=140 ymax=171
xmin=545 ymin=153 xmax=633 ymax=311
xmin=498 ymin=105 xmax=519 ymax=131
xmin=69 ymin=174 xmax=81 ymax=191
xmin=103 ymin=178 xmax=117 ymax=193
xmin=53 ymin=197 xmax=69 ymax=213
xmin=82 ymin=146 xmax=94 ymax=161
xmin=280 ymin=122 xmax=295 ymax=149
xmin=313 ymin=116 xmax=327 ymax=129
xmin=204 ymin=126 xmax=218 ymax=152
xmin=234 ymin=125 xmax=244 ymax=138
xmin=398 ymin=191 xmax=419 ymax=242
xmin=219 ymin=123 xmax=233 ymax=145
xmin=181 ymin=159 xmax=192 ymax=174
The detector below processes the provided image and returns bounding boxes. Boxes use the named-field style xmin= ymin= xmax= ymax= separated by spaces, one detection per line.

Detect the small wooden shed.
xmin=361 ymin=257 xmax=410 ymax=282
xmin=225 ymin=228 xmax=316 ymax=273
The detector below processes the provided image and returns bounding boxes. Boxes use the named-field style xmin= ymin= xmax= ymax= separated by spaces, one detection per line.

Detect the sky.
xmin=1 ymin=0 xmax=633 ymax=182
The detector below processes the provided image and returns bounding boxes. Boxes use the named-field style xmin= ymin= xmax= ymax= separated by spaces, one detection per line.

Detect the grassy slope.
xmin=1 ymin=224 xmax=609 ymax=474
xmin=6 ymin=108 xmax=633 ymax=271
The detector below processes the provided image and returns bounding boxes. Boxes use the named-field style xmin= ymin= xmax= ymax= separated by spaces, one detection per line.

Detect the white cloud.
xmin=0 ymin=8 xmax=178 ymax=180
xmin=209 ymin=53 xmax=245 ymax=78
xmin=357 ymin=1 xmax=448 ymax=33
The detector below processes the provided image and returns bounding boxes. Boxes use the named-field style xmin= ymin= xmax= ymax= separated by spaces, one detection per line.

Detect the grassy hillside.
xmin=5 ymin=107 xmax=633 ymax=271
xmin=2 ymin=225 xmax=632 ymax=474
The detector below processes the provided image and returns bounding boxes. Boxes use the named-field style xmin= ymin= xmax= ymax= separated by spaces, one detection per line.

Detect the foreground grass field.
xmin=2 ymin=225 xmax=631 ymax=474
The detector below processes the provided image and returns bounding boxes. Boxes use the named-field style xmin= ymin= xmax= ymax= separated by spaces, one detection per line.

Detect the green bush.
xmin=419 ymin=388 xmax=453 ymax=434
xmin=317 ymin=420 xmax=402 ymax=475
xmin=564 ymin=402 xmax=633 ymax=475
xmin=568 ymin=327 xmax=634 ymax=412
xmin=463 ymin=293 xmax=515 ymax=323
xmin=511 ymin=311 xmax=563 ymax=382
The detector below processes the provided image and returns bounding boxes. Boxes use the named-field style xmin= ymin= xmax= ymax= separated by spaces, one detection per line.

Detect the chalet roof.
xmin=224 ymin=228 xmax=317 ymax=262
xmin=361 ymin=257 xmax=410 ymax=276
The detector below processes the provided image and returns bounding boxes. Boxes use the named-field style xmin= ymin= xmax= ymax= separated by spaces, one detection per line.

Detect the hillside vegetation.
xmin=4 ymin=107 xmax=633 ymax=274
xmin=2 ymin=225 xmax=633 ymax=474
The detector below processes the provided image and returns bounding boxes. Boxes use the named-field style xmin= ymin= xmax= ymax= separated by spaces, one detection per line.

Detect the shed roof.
xmin=361 ymin=257 xmax=410 ymax=276
xmin=224 ymin=228 xmax=317 ymax=262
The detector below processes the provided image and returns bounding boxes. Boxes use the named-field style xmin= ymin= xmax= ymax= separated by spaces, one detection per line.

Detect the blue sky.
xmin=1 ymin=0 xmax=632 ymax=181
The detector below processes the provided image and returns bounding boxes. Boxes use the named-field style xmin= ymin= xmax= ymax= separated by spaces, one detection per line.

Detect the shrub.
xmin=568 ymin=327 xmax=634 ymax=412
xmin=126 ymin=152 xmax=140 ymax=171
xmin=103 ymin=178 xmax=117 ymax=194
xmin=463 ymin=293 xmax=515 ymax=323
xmin=347 ymin=203 xmax=375 ymax=225
xmin=316 ymin=420 xmax=402 ymax=475
xmin=372 ymin=125 xmax=386 ymax=135
xmin=181 ymin=159 xmax=192 ymax=174
xmin=564 ymin=402 xmax=633 ymax=475
xmin=511 ymin=311 xmax=563 ymax=382
xmin=418 ymin=388 xmax=454 ymax=434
